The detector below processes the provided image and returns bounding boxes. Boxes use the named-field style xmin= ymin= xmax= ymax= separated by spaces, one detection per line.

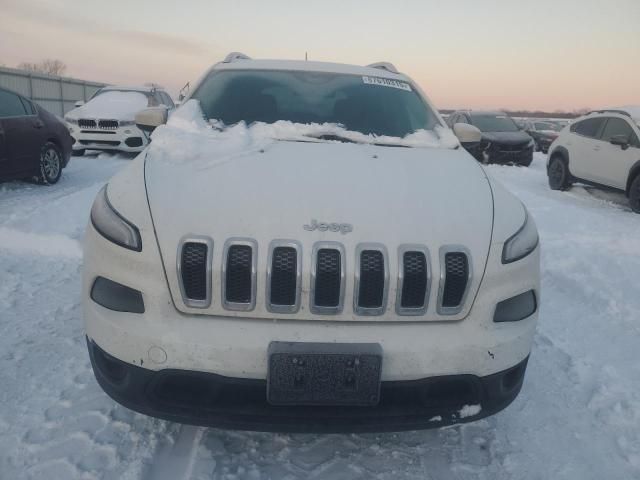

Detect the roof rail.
xmin=588 ymin=109 xmax=631 ymax=117
xmin=223 ymin=52 xmax=251 ymax=63
xmin=366 ymin=62 xmax=399 ymax=74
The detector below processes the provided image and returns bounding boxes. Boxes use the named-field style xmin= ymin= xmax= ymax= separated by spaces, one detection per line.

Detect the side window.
xmin=161 ymin=92 xmax=175 ymax=108
xmin=600 ymin=117 xmax=639 ymax=147
xmin=19 ymin=97 xmax=36 ymax=115
xmin=571 ymin=117 xmax=606 ymax=139
xmin=0 ymin=89 xmax=28 ymax=118
xmin=457 ymin=114 xmax=468 ymax=124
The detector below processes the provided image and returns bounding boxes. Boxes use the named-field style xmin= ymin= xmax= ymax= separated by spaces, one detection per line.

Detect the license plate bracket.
xmin=267 ymin=342 xmax=383 ymax=406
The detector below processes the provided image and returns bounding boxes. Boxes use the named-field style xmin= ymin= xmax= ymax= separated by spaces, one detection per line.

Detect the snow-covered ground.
xmin=0 ymin=152 xmax=639 ymax=479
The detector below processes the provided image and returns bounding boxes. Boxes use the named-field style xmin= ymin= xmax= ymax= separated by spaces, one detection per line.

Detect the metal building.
xmin=0 ymin=66 xmax=107 ymax=116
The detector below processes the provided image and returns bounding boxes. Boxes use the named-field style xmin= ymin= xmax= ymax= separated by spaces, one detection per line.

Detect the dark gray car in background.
xmin=448 ymin=110 xmax=534 ymax=166
xmin=0 ymin=87 xmax=73 ymax=184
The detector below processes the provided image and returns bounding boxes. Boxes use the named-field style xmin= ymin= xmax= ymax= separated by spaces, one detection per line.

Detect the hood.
xmin=481 ymin=131 xmax=532 ymax=145
xmin=144 ymin=139 xmax=494 ymax=321
xmin=67 ymin=91 xmax=149 ymax=121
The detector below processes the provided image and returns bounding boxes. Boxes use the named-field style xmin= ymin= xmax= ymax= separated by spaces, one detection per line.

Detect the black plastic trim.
xmin=88 ymin=338 xmax=530 ymax=433
xmin=90 ymin=276 xmax=145 ymax=313
xmin=493 ymin=290 xmax=537 ymax=323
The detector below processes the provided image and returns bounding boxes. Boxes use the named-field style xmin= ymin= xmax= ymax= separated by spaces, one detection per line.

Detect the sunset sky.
xmin=1 ymin=0 xmax=638 ymax=111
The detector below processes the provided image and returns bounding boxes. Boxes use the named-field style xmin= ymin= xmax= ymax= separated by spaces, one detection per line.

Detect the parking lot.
xmin=0 ymin=151 xmax=638 ymax=479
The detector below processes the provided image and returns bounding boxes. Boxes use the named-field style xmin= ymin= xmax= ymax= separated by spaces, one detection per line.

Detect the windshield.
xmin=470 ymin=114 xmax=520 ymax=132
xmin=191 ymin=70 xmax=440 ymax=137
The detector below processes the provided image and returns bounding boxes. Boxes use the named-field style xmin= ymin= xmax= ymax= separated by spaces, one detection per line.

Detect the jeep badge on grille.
xmin=304 ymin=219 xmax=353 ymax=234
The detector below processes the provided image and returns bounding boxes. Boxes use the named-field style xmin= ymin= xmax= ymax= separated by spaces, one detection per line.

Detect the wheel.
xmin=37 ymin=142 xmax=62 ymax=185
xmin=548 ymin=155 xmax=571 ymax=190
xmin=72 ymin=149 xmax=86 ymax=156
xmin=629 ymin=175 xmax=640 ymax=213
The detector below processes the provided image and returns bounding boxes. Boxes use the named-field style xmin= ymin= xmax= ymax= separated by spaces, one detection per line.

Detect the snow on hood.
xmin=146 ymin=100 xmax=460 ymax=169
xmin=67 ymin=91 xmax=149 ymax=120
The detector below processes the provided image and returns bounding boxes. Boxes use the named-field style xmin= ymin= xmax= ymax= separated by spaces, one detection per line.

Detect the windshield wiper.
xmin=303 ymin=133 xmax=359 ymax=144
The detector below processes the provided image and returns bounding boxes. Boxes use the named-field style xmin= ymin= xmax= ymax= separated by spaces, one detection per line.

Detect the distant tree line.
xmin=16 ymin=59 xmax=67 ymax=76
xmin=439 ymin=108 xmax=587 ymax=119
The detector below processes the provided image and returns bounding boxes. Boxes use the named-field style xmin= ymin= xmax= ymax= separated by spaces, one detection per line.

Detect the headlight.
xmin=120 ymin=120 xmax=135 ymax=126
xmin=502 ymin=207 xmax=538 ymax=263
xmin=90 ymin=186 xmax=141 ymax=251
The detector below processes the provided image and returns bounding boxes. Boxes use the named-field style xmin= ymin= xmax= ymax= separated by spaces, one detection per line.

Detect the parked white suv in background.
xmin=83 ymin=53 xmax=540 ymax=432
xmin=65 ymin=85 xmax=174 ymax=155
xmin=547 ymin=107 xmax=640 ymax=212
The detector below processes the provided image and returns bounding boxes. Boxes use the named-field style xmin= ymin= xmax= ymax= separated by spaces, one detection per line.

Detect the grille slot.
xmin=397 ymin=247 xmax=429 ymax=315
xmin=354 ymin=245 xmax=388 ymax=315
xmin=311 ymin=244 xmax=344 ymax=314
xmin=78 ymin=119 xmax=96 ymax=128
xmin=223 ymin=240 xmax=256 ymax=310
xmin=267 ymin=242 xmax=301 ymax=313
xmin=178 ymin=238 xmax=212 ymax=308
xmin=98 ymin=119 xmax=119 ymax=129
xmin=438 ymin=248 xmax=471 ymax=315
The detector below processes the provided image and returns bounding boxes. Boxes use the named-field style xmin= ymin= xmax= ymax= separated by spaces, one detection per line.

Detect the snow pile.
xmin=69 ymin=91 xmax=149 ymax=120
xmin=147 ymin=100 xmax=459 ymax=169
xmin=0 ymin=227 xmax=82 ymax=258
xmin=458 ymin=404 xmax=482 ymax=418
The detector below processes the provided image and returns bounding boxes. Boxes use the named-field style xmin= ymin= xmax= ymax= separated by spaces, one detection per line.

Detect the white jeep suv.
xmin=547 ymin=108 xmax=640 ymax=212
xmin=83 ymin=54 xmax=540 ymax=432
xmin=65 ymin=85 xmax=174 ymax=155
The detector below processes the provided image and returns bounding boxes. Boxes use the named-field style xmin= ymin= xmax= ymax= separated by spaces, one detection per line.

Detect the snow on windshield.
xmin=75 ymin=91 xmax=149 ymax=120
xmin=148 ymin=100 xmax=459 ymax=167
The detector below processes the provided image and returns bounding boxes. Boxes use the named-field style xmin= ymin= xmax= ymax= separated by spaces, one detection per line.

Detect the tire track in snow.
xmin=144 ymin=425 xmax=204 ymax=480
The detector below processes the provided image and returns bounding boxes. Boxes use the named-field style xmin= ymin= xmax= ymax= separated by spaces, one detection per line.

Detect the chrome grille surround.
xmin=266 ymin=239 xmax=302 ymax=314
xmin=353 ymin=243 xmax=389 ymax=316
xmin=437 ymin=245 xmax=473 ymax=316
xmin=176 ymin=235 xmax=213 ymax=308
xmin=222 ymin=238 xmax=257 ymax=311
xmin=310 ymin=242 xmax=346 ymax=315
xmin=396 ymin=244 xmax=431 ymax=316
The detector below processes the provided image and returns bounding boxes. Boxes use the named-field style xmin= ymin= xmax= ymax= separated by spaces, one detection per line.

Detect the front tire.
xmin=548 ymin=155 xmax=571 ymax=190
xmin=37 ymin=142 xmax=62 ymax=185
xmin=629 ymin=175 xmax=640 ymax=213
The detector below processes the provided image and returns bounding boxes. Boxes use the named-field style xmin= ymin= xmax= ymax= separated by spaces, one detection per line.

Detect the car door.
xmin=566 ymin=117 xmax=607 ymax=182
xmin=596 ymin=117 xmax=640 ymax=189
xmin=0 ymin=88 xmax=35 ymax=175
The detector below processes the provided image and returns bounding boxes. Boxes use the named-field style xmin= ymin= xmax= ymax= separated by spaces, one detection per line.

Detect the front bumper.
xmin=471 ymin=144 xmax=534 ymax=164
xmin=70 ymin=125 xmax=148 ymax=153
xmin=88 ymin=338 xmax=529 ymax=433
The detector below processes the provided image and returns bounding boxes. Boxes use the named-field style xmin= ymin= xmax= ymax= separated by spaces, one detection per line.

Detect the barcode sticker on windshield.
xmin=362 ymin=76 xmax=411 ymax=91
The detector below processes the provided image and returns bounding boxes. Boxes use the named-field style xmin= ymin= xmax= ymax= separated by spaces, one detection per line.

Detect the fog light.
xmin=494 ymin=290 xmax=536 ymax=322
xmin=90 ymin=276 xmax=145 ymax=313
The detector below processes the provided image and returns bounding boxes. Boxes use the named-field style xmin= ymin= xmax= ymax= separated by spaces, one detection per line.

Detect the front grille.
xmin=224 ymin=243 xmax=255 ymax=308
xmin=400 ymin=251 xmax=428 ymax=309
xmin=355 ymin=248 xmax=386 ymax=314
xmin=498 ymin=143 xmax=528 ymax=152
xmin=78 ymin=119 xmax=96 ymax=128
xmin=78 ymin=140 xmax=121 ymax=146
xmin=178 ymin=240 xmax=211 ymax=307
xmin=312 ymin=247 xmax=343 ymax=312
xmin=174 ymin=238 xmax=473 ymax=318
xmin=440 ymin=251 xmax=470 ymax=312
xmin=98 ymin=119 xmax=119 ymax=129
xmin=269 ymin=246 xmax=298 ymax=308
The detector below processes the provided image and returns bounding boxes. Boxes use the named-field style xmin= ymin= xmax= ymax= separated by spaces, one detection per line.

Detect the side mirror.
xmin=609 ymin=134 xmax=629 ymax=150
xmin=135 ymin=107 xmax=168 ymax=133
xmin=453 ymin=123 xmax=482 ymax=145
xmin=74 ymin=100 xmax=85 ymax=108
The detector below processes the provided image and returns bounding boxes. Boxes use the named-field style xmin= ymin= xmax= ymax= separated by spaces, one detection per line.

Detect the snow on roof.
xmin=101 ymin=85 xmax=163 ymax=93
xmin=619 ymin=106 xmax=640 ymax=122
xmin=212 ymin=59 xmax=409 ymax=80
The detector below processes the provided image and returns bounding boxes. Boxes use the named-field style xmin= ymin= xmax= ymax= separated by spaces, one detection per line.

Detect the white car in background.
xmin=547 ymin=107 xmax=640 ymax=212
xmin=83 ymin=53 xmax=540 ymax=432
xmin=65 ymin=86 xmax=174 ymax=155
